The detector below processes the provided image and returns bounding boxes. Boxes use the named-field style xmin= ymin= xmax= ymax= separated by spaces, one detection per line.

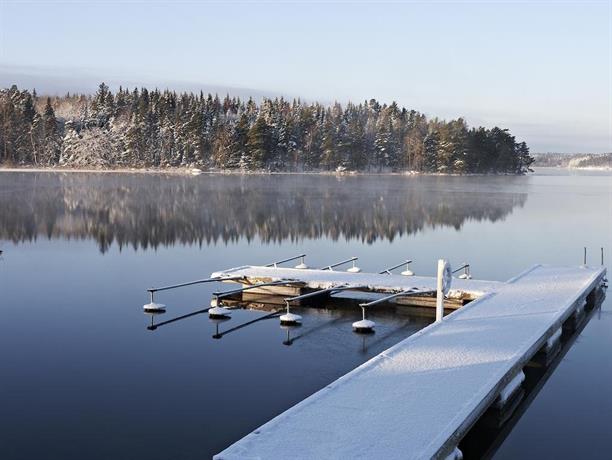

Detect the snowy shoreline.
xmin=0 ymin=166 xmax=529 ymax=177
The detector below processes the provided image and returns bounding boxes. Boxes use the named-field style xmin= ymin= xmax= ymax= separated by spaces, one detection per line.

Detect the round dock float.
xmin=401 ymin=261 xmax=415 ymax=276
xmin=209 ymin=306 xmax=231 ymax=318
xmin=295 ymin=256 xmax=308 ymax=269
xmin=143 ymin=302 xmax=166 ymax=313
xmin=347 ymin=259 xmax=361 ymax=273
xmin=352 ymin=319 xmax=375 ymax=333
xmin=280 ymin=312 xmax=302 ymax=326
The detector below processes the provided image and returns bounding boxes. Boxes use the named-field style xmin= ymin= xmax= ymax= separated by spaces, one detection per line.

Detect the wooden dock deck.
xmin=211 ymin=265 xmax=504 ymax=303
xmin=213 ymin=264 xmax=606 ymax=460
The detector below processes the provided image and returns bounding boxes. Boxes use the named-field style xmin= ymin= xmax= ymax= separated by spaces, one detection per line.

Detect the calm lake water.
xmin=0 ymin=169 xmax=610 ymax=459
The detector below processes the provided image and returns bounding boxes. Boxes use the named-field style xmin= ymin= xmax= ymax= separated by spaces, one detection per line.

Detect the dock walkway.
xmin=214 ymin=264 xmax=606 ymax=459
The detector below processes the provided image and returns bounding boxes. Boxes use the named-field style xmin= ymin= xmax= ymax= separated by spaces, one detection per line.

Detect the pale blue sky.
xmin=0 ymin=0 xmax=610 ymax=152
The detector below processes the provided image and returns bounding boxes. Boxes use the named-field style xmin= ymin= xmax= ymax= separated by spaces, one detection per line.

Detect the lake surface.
xmin=0 ymin=169 xmax=610 ymax=459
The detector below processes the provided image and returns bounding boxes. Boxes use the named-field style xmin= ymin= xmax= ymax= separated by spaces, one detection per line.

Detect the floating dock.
xmin=211 ymin=265 xmax=502 ymax=309
xmin=213 ymin=264 xmax=606 ymax=459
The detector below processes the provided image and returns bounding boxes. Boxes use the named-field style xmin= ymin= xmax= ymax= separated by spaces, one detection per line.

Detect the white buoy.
xmin=352 ymin=318 xmax=375 ymax=333
xmin=352 ymin=306 xmax=375 ymax=333
xmin=280 ymin=312 xmax=302 ymax=325
xmin=209 ymin=306 xmax=231 ymax=318
xmin=347 ymin=258 xmax=361 ymax=273
xmin=457 ymin=263 xmax=471 ymax=279
xmin=209 ymin=298 xmax=231 ymax=318
xmin=294 ymin=256 xmax=308 ymax=269
xmin=280 ymin=301 xmax=302 ymax=325
xmin=401 ymin=261 xmax=414 ymax=276
xmin=143 ymin=291 xmax=166 ymax=312
xmin=143 ymin=302 xmax=166 ymax=313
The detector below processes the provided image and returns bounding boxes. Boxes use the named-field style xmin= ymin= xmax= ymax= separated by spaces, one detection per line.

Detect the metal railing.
xmin=379 ymin=260 xmax=412 ymax=275
xmin=358 ymin=289 xmax=435 ymax=308
xmin=264 ymin=253 xmax=307 ymax=268
xmin=213 ymin=280 xmax=299 ymax=300
xmin=320 ymin=257 xmax=358 ymax=271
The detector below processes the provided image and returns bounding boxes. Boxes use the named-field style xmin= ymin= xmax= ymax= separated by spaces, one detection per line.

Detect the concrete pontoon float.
xmin=144 ymin=254 xmax=607 ymax=459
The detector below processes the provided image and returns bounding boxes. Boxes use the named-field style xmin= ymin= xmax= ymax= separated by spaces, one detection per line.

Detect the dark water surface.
xmin=0 ymin=169 xmax=610 ymax=459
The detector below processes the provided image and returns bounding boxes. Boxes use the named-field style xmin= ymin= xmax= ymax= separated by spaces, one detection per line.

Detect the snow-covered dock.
xmin=211 ymin=265 xmax=503 ymax=305
xmin=213 ymin=264 xmax=606 ymax=460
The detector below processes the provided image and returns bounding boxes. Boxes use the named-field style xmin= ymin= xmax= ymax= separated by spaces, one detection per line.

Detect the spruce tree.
xmin=41 ymin=97 xmax=61 ymax=164
xmin=423 ymin=131 xmax=440 ymax=173
xmin=246 ymin=116 xmax=270 ymax=169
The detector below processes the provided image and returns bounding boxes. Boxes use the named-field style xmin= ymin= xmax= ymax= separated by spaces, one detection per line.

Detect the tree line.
xmin=1 ymin=83 xmax=533 ymax=173
xmin=533 ymin=153 xmax=611 ymax=168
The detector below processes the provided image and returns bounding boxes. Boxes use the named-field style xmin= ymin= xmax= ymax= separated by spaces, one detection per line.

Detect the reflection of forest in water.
xmin=0 ymin=172 xmax=527 ymax=253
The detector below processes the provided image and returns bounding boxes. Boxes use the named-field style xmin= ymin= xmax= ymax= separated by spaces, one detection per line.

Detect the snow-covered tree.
xmin=0 ymin=84 xmax=533 ymax=174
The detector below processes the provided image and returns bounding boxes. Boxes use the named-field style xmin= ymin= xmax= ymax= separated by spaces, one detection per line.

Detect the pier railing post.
xmin=436 ymin=259 xmax=452 ymax=322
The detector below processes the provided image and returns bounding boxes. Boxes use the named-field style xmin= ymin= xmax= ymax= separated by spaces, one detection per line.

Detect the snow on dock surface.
xmin=214 ymin=264 xmax=606 ymax=460
xmin=211 ymin=265 xmax=503 ymax=299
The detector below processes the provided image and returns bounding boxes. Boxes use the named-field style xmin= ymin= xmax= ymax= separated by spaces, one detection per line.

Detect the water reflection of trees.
xmin=0 ymin=173 xmax=527 ymax=253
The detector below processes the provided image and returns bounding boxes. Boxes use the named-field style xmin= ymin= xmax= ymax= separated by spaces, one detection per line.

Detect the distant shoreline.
xmin=3 ymin=165 xmax=609 ymax=176
xmin=0 ymin=166 xmax=533 ymax=176
xmin=0 ymin=166 xmax=200 ymax=175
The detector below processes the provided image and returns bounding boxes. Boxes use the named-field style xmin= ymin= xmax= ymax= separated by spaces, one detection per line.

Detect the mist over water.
xmin=0 ymin=172 xmax=527 ymax=251
xmin=0 ymin=169 xmax=610 ymax=459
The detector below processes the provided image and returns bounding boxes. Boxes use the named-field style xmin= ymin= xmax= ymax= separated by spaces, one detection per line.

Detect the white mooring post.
xmin=436 ymin=259 xmax=452 ymax=322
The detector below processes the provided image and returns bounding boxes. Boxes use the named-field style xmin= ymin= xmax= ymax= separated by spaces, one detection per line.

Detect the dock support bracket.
xmin=494 ymin=371 xmax=525 ymax=409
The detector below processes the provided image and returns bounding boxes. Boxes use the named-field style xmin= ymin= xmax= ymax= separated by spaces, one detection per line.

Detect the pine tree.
xmin=123 ymin=113 xmax=144 ymax=165
xmin=423 ymin=131 xmax=440 ymax=173
xmin=90 ymin=82 xmax=113 ymax=127
xmin=321 ymin=117 xmax=339 ymax=170
xmin=404 ymin=126 xmax=426 ymax=172
xmin=246 ymin=116 xmax=270 ymax=169
xmin=346 ymin=116 xmax=366 ymax=170
xmin=516 ymin=141 xmax=533 ymax=173
xmin=60 ymin=121 xmax=80 ymax=165
xmin=41 ymin=97 xmax=61 ymax=164
xmin=228 ymin=114 xmax=249 ymax=169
